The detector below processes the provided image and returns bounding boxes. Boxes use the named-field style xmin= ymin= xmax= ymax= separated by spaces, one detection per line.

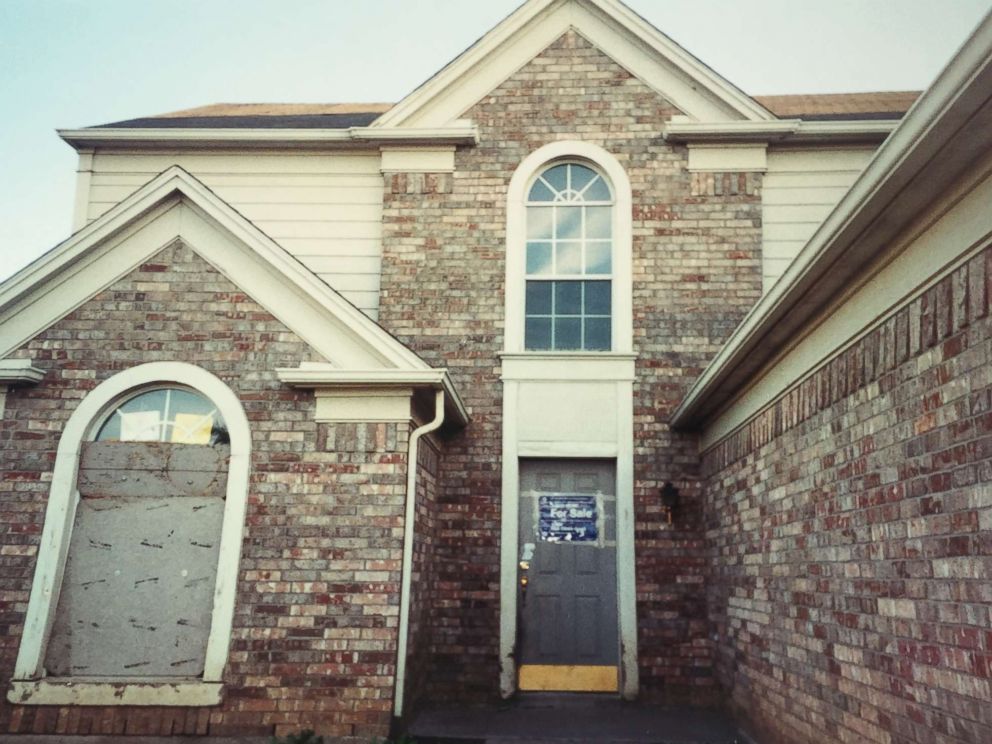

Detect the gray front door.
xmin=517 ymin=459 xmax=618 ymax=692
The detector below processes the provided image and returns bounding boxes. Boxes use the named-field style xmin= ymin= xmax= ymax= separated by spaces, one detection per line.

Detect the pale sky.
xmin=1 ymin=0 xmax=990 ymax=281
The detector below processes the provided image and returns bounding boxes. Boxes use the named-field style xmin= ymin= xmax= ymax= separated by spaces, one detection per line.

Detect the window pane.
xmin=569 ymin=164 xmax=597 ymax=194
xmin=525 ymin=317 xmax=552 ymax=350
xmin=556 ymin=206 xmax=582 ymax=240
xmin=526 ymin=242 xmax=553 ymax=275
xmin=542 ymin=164 xmax=568 ymax=194
xmin=586 ymin=242 xmax=612 ymax=275
xmin=586 ymin=206 xmax=612 ymax=239
xmin=96 ymin=388 xmax=224 ymax=444
xmin=554 ymin=318 xmax=582 ymax=350
xmin=527 ymin=207 xmax=553 ymax=239
xmin=525 ymin=281 xmax=553 ymax=314
xmin=555 ymin=282 xmax=582 ymax=315
xmin=584 ymin=317 xmax=612 ymax=351
xmin=555 ymin=242 xmax=582 ymax=274
xmin=584 ymin=281 xmax=611 ymax=315
xmin=583 ymin=177 xmax=612 ymax=201
xmin=528 ymin=179 xmax=555 ymax=202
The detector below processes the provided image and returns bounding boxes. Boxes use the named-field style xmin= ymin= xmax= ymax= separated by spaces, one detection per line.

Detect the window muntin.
xmin=95 ymin=387 xmax=227 ymax=445
xmin=525 ymin=163 xmax=613 ymax=351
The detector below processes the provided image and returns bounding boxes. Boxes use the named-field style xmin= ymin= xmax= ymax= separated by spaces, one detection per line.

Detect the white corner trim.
xmin=71 ymin=151 xmax=94 ymax=232
xmin=504 ymin=141 xmax=633 ymax=354
xmin=0 ymin=358 xmax=46 ymax=384
xmin=8 ymin=680 xmax=223 ymax=707
xmin=393 ymin=390 xmax=445 ymax=718
xmin=381 ymin=147 xmax=456 ymax=172
xmin=11 ymin=362 xmax=250 ymax=693
xmin=686 ymin=144 xmax=768 ymax=173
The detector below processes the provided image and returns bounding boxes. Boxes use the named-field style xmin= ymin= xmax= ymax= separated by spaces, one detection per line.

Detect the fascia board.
xmin=664 ymin=119 xmax=898 ymax=144
xmin=670 ymin=12 xmax=992 ymax=430
xmin=276 ymin=365 xmax=470 ymax=426
xmin=57 ymin=126 xmax=479 ymax=151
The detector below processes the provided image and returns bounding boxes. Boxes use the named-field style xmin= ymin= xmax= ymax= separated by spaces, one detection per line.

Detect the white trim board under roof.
xmin=671 ymin=10 xmax=992 ymax=433
xmin=0 ymin=166 xmax=431 ymax=373
xmin=58 ymin=124 xmax=479 ymax=151
xmin=371 ymin=0 xmax=776 ymax=129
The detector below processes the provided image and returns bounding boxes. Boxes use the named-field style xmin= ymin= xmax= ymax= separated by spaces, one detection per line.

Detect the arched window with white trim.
xmin=506 ymin=142 xmax=633 ymax=355
xmin=525 ymin=162 xmax=614 ymax=351
xmin=10 ymin=363 xmax=250 ymax=706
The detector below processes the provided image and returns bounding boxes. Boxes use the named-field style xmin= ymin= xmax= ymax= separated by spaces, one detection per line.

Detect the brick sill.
xmin=7 ymin=679 xmax=223 ymax=707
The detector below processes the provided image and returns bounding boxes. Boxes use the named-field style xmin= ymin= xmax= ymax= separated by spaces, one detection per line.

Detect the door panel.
xmin=518 ymin=459 xmax=618 ymax=691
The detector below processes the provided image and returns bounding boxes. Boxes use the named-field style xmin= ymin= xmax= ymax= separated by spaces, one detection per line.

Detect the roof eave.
xmin=663 ymin=118 xmax=900 ymax=144
xmin=671 ymin=11 xmax=992 ymax=431
xmin=57 ymin=125 xmax=480 ymax=151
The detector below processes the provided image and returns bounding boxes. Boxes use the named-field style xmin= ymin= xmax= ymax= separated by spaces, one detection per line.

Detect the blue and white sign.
xmin=538 ymin=494 xmax=599 ymax=542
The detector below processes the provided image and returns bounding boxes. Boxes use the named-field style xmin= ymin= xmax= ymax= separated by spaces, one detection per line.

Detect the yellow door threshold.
xmin=518 ymin=664 xmax=619 ymax=692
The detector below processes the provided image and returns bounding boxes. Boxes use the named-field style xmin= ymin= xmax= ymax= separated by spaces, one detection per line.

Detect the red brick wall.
xmin=377 ymin=30 xmax=763 ymax=701
xmin=703 ymin=248 xmax=992 ymax=743
xmin=0 ymin=243 xmax=408 ymax=740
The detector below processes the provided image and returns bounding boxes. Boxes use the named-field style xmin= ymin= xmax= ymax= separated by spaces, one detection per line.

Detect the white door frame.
xmin=499 ymin=372 xmax=638 ymax=698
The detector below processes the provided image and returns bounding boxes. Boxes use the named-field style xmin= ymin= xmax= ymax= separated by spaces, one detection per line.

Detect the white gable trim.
xmin=372 ymin=0 xmax=774 ymax=129
xmin=0 ymin=167 xmax=429 ymax=371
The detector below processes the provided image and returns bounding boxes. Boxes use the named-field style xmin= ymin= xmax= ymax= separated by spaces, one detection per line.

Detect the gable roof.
xmin=88 ymin=93 xmax=920 ymax=132
xmin=97 ymin=103 xmax=394 ymax=130
xmin=371 ymin=0 xmax=777 ymax=128
xmin=0 ymin=167 xmax=429 ymax=372
xmin=754 ymin=91 xmax=921 ymax=121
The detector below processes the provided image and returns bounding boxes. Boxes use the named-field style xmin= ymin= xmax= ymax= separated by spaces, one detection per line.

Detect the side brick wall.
xmin=703 ymin=248 xmax=992 ymax=743
xmin=378 ymin=30 xmax=763 ymax=701
xmin=0 ymin=243 xmax=408 ymax=741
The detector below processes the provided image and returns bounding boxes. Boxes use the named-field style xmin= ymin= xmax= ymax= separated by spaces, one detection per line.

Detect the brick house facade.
xmin=0 ymin=1 xmax=990 ymax=742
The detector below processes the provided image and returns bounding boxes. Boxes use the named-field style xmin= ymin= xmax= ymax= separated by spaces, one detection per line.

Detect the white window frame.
xmin=505 ymin=141 xmax=633 ymax=354
xmin=7 ymin=362 xmax=251 ymax=707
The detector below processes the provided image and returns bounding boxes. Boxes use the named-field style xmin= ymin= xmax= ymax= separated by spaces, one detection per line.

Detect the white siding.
xmin=86 ymin=151 xmax=384 ymax=318
xmin=762 ymin=147 xmax=877 ymax=292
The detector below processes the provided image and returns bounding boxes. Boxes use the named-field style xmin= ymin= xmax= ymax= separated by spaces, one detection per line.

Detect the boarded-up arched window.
xmin=44 ymin=387 xmax=230 ymax=678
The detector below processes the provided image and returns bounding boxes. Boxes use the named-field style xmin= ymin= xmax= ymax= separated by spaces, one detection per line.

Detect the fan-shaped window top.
xmin=527 ymin=163 xmax=613 ymax=203
xmin=95 ymin=387 xmax=228 ymax=445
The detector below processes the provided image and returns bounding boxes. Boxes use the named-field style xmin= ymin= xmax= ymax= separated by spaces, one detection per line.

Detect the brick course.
xmin=703 ymin=248 xmax=992 ymax=743
xmin=0 ymin=243 xmax=409 ymax=741
xmin=378 ymin=30 xmax=763 ymax=701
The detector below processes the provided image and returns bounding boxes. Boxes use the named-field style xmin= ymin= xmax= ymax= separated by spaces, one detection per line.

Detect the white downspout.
xmin=393 ymin=389 xmax=445 ymax=719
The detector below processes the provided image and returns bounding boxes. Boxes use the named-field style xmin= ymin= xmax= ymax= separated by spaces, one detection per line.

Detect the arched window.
xmin=525 ymin=162 xmax=614 ymax=351
xmin=505 ymin=141 xmax=632 ymax=355
xmin=11 ymin=363 xmax=249 ymax=706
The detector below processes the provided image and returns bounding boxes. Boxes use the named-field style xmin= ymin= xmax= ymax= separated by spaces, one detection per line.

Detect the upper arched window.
xmin=95 ymin=387 xmax=229 ymax=445
xmin=524 ymin=162 xmax=614 ymax=351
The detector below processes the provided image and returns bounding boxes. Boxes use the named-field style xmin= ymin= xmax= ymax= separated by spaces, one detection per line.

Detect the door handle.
xmin=519 ymin=560 xmax=530 ymax=603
